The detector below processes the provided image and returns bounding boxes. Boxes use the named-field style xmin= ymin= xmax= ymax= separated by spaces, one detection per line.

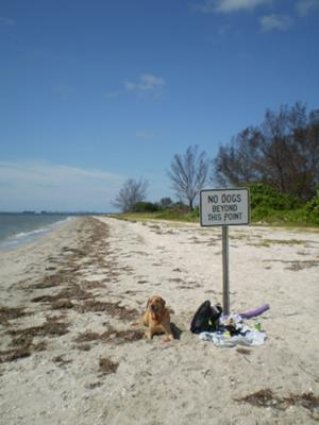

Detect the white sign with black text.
xmin=200 ymin=188 xmax=250 ymax=227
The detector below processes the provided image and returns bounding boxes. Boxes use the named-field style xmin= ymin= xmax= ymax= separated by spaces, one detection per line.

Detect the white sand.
xmin=0 ymin=216 xmax=319 ymax=425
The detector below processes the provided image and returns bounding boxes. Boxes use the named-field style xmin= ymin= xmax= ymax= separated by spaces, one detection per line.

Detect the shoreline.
xmin=0 ymin=215 xmax=76 ymax=253
xmin=1 ymin=216 xmax=319 ymax=424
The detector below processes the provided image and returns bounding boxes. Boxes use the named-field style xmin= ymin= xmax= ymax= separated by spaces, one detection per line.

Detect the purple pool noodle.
xmin=240 ymin=303 xmax=270 ymax=319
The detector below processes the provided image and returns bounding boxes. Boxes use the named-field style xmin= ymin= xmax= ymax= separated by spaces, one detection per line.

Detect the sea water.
xmin=0 ymin=213 xmax=74 ymax=251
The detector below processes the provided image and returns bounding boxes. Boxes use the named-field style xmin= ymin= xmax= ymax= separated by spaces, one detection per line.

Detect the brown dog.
xmin=141 ymin=295 xmax=174 ymax=341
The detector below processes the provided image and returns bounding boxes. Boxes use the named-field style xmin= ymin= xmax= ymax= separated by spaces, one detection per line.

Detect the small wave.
xmin=12 ymin=227 xmax=48 ymax=239
xmin=0 ymin=216 xmax=74 ymax=252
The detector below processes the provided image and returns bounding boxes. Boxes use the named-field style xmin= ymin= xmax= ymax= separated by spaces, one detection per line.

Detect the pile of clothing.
xmin=190 ymin=300 xmax=268 ymax=347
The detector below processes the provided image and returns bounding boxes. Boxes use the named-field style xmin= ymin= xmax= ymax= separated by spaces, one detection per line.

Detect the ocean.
xmin=0 ymin=213 xmax=74 ymax=251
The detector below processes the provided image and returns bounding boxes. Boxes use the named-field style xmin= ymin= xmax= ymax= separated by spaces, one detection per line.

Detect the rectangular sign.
xmin=200 ymin=188 xmax=250 ymax=226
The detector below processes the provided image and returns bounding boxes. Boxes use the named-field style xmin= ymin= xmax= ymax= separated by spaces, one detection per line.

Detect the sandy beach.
xmin=0 ymin=216 xmax=319 ymax=425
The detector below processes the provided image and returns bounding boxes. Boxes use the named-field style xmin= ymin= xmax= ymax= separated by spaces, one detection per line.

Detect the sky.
xmin=1 ymin=0 xmax=318 ymax=212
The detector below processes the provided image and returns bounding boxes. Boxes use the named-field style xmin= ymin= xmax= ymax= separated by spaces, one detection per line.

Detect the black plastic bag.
xmin=190 ymin=300 xmax=222 ymax=334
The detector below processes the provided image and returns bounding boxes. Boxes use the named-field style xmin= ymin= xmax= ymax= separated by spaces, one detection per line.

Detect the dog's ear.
xmin=160 ymin=297 xmax=166 ymax=308
xmin=146 ymin=298 xmax=151 ymax=308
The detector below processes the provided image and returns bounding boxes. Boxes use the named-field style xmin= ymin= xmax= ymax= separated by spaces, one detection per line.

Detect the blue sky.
xmin=1 ymin=0 xmax=318 ymax=212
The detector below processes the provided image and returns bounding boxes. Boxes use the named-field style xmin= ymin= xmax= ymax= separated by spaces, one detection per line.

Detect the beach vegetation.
xmin=304 ymin=190 xmax=319 ymax=225
xmin=213 ymin=102 xmax=319 ymax=202
xmin=112 ymin=102 xmax=319 ymax=226
xmin=116 ymin=183 xmax=319 ymax=227
xmin=132 ymin=201 xmax=160 ymax=213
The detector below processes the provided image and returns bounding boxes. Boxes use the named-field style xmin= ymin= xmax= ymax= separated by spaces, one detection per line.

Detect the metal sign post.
xmin=200 ymin=188 xmax=250 ymax=315
xmin=222 ymin=225 xmax=230 ymax=315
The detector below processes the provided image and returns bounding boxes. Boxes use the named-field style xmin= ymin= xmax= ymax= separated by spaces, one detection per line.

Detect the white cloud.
xmin=125 ymin=74 xmax=166 ymax=96
xmin=0 ymin=161 xmax=125 ymax=212
xmin=197 ymin=0 xmax=271 ymax=13
xmin=104 ymin=74 xmax=166 ymax=100
xmin=296 ymin=0 xmax=319 ymax=16
xmin=260 ymin=14 xmax=293 ymax=31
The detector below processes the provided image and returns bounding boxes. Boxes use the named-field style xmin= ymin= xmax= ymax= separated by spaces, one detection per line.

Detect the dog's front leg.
xmin=162 ymin=324 xmax=174 ymax=342
xmin=144 ymin=328 xmax=153 ymax=340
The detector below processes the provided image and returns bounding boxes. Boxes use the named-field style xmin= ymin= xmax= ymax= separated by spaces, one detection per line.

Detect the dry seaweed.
xmin=0 ymin=337 xmax=47 ymax=363
xmin=99 ymin=357 xmax=119 ymax=375
xmin=31 ymin=283 xmax=93 ymax=304
xmin=74 ymin=327 xmax=144 ymax=346
xmin=0 ymin=306 xmax=27 ymax=325
xmin=31 ymin=274 xmax=63 ymax=289
xmin=74 ymin=331 xmax=101 ymax=343
xmin=0 ymin=218 xmax=113 ymax=366
xmin=101 ymin=328 xmax=144 ymax=344
xmin=76 ymin=300 xmax=139 ymax=321
xmin=9 ymin=316 xmax=69 ymax=339
xmin=0 ymin=217 xmax=134 ymax=366
xmin=236 ymin=388 xmax=319 ymax=416
xmin=236 ymin=347 xmax=252 ymax=355
xmin=52 ymin=355 xmax=73 ymax=366
xmin=0 ymin=347 xmax=31 ymax=363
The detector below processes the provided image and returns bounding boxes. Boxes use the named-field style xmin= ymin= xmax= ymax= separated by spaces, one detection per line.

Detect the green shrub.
xmin=248 ymin=183 xmax=316 ymax=225
xmin=132 ymin=202 xmax=159 ymax=213
xmin=304 ymin=191 xmax=319 ymax=225
xmin=249 ymin=183 xmax=301 ymax=211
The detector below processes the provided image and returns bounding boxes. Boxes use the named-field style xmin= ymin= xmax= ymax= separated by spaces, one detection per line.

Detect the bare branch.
xmin=113 ymin=178 xmax=149 ymax=212
xmin=168 ymin=145 xmax=209 ymax=210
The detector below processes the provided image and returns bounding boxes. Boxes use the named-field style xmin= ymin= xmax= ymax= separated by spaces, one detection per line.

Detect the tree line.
xmin=114 ymin=102 xmax=319 ymax=217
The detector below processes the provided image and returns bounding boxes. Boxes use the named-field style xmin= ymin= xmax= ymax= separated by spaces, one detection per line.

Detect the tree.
xmin=168 ymin=145 xmax=209 ymax=210
xmin=214 ymin=103 xmax=319 ymax=201
xmin=113 ymin=178 xmax=148 ymax=212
